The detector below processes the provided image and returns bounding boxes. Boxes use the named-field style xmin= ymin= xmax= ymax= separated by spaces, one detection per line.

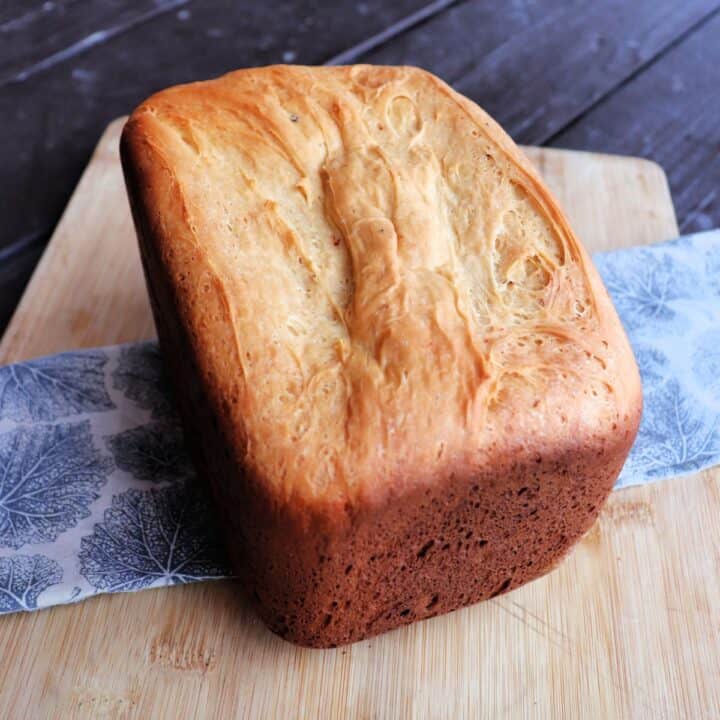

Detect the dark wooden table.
xmin=1 ymin=0 xmax=719 ymax=334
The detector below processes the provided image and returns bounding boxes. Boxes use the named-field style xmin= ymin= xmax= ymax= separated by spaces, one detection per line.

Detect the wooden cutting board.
xmin=1 ymin=119 xmax=718 ymax=719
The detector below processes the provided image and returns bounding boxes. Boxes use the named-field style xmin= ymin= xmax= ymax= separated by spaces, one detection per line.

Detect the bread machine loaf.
xmin=120 ymin=65 xmax=642 ymax=647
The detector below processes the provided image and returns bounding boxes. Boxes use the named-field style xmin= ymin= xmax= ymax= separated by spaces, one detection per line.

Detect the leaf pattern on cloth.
xmin=691 ymin=329 xmax=720 ymax=401
xmin=594 ymin=232 xmax=720 ymax=486
xmin=112 ymin=342 xmax=175 ymax=420
xmin=0 ymin=422 xmax=113 ymax=549
xmin=706 ymin=247 xmax=720 ymax=294
xmin=78 ymin=481 xmax=229 ymax=592
xmin=0 ymin=350 xmax=114 ymax=422
xmin=0 ymin=554 xmax=63 ymax=612
xmin=633 ymin=345 xmax=668 ymax=386
xmin=625 ymin=379 xmax=720 ymax=480
xmin=597 ymin=247 xmax=699 ymax=332
xmin=105 ymin=421 xmax=193 ymax=484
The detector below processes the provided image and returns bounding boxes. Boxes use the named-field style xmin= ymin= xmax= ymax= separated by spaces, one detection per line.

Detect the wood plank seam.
xmin=325 ymin=0 xmax=462 ymax=65
xmin=2 ymin=0 xmax=191 ymax=87
xmin=542 ymin=3 xmax=720 ymax=147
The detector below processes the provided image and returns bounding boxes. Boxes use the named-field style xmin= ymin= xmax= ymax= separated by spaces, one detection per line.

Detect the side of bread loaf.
xmin=121 ymin=65 xmax=641 ymax=647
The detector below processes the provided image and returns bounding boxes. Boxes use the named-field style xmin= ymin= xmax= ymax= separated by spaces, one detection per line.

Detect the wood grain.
xmin=1 ymin=120 xmax=719 ymax=719
xmin=550 ymin=8 xmax=720 ymax=235
xmin=0 ymin=0 xmax=189 ymax=86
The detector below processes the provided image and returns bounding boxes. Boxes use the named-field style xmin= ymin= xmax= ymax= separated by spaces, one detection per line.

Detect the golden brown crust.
xmin=121 ymin=65 xmax=641 ymax=646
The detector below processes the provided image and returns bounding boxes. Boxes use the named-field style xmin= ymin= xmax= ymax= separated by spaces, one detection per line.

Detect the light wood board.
xmin=0 ymin=119 xmax=718 ymax=719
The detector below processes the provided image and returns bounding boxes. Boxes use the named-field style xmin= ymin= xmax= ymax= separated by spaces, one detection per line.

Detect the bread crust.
xmin=121 ymin=65 xmax=641 ymax=647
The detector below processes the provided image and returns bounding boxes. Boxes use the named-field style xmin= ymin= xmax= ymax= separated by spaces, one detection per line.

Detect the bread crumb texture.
xmin=124 ymin=65 xmax=640 ymax=508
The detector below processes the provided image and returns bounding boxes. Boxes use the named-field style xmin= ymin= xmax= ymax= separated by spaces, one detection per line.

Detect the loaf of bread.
xmin=120 ymin=65 xmax=641 ymax=647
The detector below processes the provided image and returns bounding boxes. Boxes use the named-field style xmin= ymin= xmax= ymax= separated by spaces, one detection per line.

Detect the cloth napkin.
xmin=1 ymin=230 xmax=718 ymax=615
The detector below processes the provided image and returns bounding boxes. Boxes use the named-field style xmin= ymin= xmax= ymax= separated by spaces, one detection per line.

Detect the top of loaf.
xmin=122 ymin=65 xmax=641 ymax=509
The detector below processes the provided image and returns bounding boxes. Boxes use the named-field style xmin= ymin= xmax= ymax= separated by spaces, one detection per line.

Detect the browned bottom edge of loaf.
xmin=196 ymin=411 xmax=621 ymax=648
xmin=225 ymin=447 xmax=620 ymax=649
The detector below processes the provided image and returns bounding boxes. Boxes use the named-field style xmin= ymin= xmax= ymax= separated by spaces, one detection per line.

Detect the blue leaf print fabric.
xmin=79 ymin=481 xmax=227 ymax=592
xmin=0 ymin=350 xmax=114 ymax=422
xmin=105 ymin=422 xmax=194 ymax=484
xmin=0 ymin=229 xmax=717 ymax=615
xmin=0 ymin=339 xmax=230 ymax=614
xmin=624 ymin=378 xmax=720 ymax=479
xmin=593 ymin=231 xmax=720 ymax=486
xmin=112 ymin=342 xmax=175 ymax=420
xmin=0 ymin=555 xmax=63 ymax=611
xmin=598 ymin=248 xmax=698 ymax=331
xmin=0 ymin=422 xmax=113 ymax=548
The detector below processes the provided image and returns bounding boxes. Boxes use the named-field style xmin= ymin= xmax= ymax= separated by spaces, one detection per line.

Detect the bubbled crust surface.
xmin=121 ymin=65 xmax=642 ymax=646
